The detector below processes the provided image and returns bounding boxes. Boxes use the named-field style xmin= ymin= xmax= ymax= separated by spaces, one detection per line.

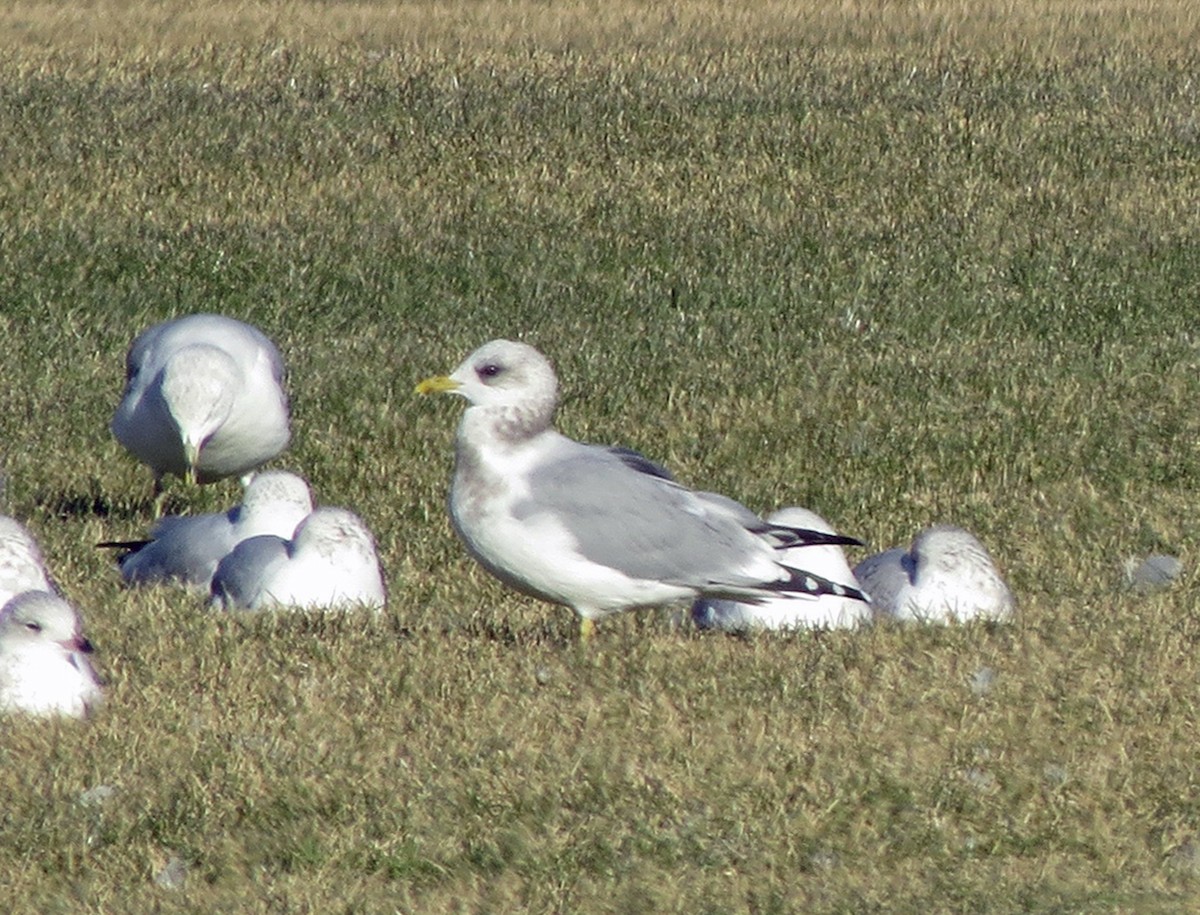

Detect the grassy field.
xmin=3 ymin=0 xmax=1200 ymax=910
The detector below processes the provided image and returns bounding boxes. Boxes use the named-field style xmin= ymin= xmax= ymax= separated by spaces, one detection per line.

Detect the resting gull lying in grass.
xmin=692 ymin=507 xmax=871 ymax=632
xmin=416 ymin=339 xmax=868 ymax=638
xmin=210 ymin=507 xmax=386 ymax=611
xmin=99 ymin=470 xmax=314 ymax=591
xmin=111 ymin=313 xmax=291 ymax=489
xmin=853 ymin=524 xmax=1014 ymax=623
xmin=0 ymin=516 xmax=56 ymax=605
xmin=0 ymin=590 xmax=103 ymax=718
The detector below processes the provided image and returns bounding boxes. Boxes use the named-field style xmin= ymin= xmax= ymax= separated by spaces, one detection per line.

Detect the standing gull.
xmin=111 ymin=313 xmax=291 ymax=489
xmin=100 ymin=470 xmax=314 ymax=591
xmin=0 ymin=516 xmax=56 ymax=605
xmin=416 ymin=339 xmax=868 ymax=638
xmin=0 ymin=591 xmax=103 ymax=718
xmin=693 ymin=507 xmax=872 ymax=632
xmin=210 ymin=507 xmax=387 ymax=611
xmin=853 ymin=525 xmax=1014 ymax=623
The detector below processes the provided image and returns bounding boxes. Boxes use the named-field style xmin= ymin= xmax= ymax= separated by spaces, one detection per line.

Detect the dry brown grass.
xmin=2 ymin=0 xmax=1200 ymax=911
xmin=2 ymin=0 xmax=1199 ymax=58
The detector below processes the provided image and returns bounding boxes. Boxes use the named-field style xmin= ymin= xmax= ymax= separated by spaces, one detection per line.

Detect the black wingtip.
xmin=769 ymin=527 xmax=865 ymax=550
xmin=95 ymin=539 xmax=151 ymax=551
xmin=607 ymin=446 xmax=677 ymax=482
xmin=767 ymin=565 xmax=871 ymax=604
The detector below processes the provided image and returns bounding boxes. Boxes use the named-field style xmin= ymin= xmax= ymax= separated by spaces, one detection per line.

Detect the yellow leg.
xmin=579 ymin=617 xmax=596 ymax=641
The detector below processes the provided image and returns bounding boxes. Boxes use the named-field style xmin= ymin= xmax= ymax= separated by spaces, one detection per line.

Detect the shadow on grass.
xmin=447 ymin=609 xmax=578 ymax=649
xmin=34 ymin=483 xmax=163 ymax=522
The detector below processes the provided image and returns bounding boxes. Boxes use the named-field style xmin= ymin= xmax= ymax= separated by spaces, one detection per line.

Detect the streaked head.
xmin=159 ymin=344 xmax=241 ymax=475
xmin=241 ymin=470 xmax=314 ymax=515
xmin=292 ymin=507 xmax=377 ymax=559
xmin=911 ymin=525 xmax=995 ymax=576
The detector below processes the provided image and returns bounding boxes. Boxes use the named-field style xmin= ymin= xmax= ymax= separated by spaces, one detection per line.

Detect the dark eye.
xmin=24 ymin=621 xmax=41 ymax=633
xmin=477 ymin=363 xmax=502 ymax=380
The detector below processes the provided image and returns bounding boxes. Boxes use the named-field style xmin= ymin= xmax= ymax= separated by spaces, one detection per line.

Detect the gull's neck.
xmin=451 ymin=402 xmax=557 ymax=526
xmin=456 ymin=400 xmax=554 ymax=453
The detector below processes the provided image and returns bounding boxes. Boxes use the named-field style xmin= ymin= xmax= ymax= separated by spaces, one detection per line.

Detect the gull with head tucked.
xmin=210 ymin=507 xmax=387 ymax=612
xmin=853 ymin=524 xmax=1014 ymax=623
xmin=111 ymin=313 xmax=291 ymax=490
xmin=0 ymin=591 xmax=103 ymax=718
xmin=100 ymin=470 xmax=314 ymax=591
xmin=416 ymin=339 xmax=869 ymax=638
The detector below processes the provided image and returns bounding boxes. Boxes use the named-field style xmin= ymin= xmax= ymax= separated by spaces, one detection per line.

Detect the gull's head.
xmin=241 ymin=470 xmax=314 ymax=516
xmin=909 ymin=525 xmax=1014 ymax=620
xmin=292 ymin=507 xmax=377 ymax=560
xmin=911 ymin=525 xmax=994 ymax=576
xmin=416 ymin=340 xmax=559 ymax=428
xmin=0 ymin=591 xmax=92 ymax=654
xmin=238 ymin=470 xmax=314 ymax=538
xmin=158 ymin=344 xmax=241 ymax=479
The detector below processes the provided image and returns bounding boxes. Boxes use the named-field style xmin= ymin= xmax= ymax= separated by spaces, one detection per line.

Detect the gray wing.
xmin=210 ymin=535 xmax=289 ymax=610
xmin=117 ymin=513 xmax=233 ymax=587
xmin=518 ymin=444 xmax=780 ymax=589
xmin=123 ymin=322 xmax=160 ymax=382
xmin=852 ymin=548 xmax=912 ymax=616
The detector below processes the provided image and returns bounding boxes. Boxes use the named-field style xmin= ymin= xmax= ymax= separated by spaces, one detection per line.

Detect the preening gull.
xmin=210 ymin=507 xmax=386 ymax=611
xmin=693 ymin=507 xmax=872 ymax=632
xmin=853 ymin=525 xmax=1014 ymax=623
xmin=111 ymin=313 xmax=291 ymax=488
xmin=416 ymin=339 xmax=869 ymax=638
xmin=0 ymin=591 xmax=103 ymax=718
xmin=100 ymin=470 xmax=314 ymax=590
xmin=0 ymin=516 xmax=55 ymax=605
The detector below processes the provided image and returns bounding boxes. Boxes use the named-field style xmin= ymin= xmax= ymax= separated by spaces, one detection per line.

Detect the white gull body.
xmin=0 ymin=516 xmax=56 ymax=605
xmin=111 ymin=313 xmax=291 ymax=485
xmin=853 ymin=525 xmax=1014 ymax=623
xmin=210 ymin=507 xmax=386 ymax=611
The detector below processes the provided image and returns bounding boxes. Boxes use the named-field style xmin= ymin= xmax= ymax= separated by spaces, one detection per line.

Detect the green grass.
xmin=3 ymin=1 xmax=1200 ymax=910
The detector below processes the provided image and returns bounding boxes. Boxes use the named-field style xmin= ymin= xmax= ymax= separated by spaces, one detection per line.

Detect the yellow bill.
xmin=415 ymin=375 xmax=461 ymax=395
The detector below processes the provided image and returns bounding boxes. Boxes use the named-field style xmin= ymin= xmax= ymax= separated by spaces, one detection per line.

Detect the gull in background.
xmin=210 ymin=507 xmax=387 ymax=611
xmin=692 ymin=506 xmax=872 ymax=632
xmin=111 ymin=313 xmax=291 ymax=490
xmin=99 ymin=470 xmax=314 ymax=591
xmin=416 ymin=339 xmax=868 ymax=638
xmin=0 ymin=590 xmax=103 ymax=718
xmin=853 ymin=524 xmax=1015 ymax=623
